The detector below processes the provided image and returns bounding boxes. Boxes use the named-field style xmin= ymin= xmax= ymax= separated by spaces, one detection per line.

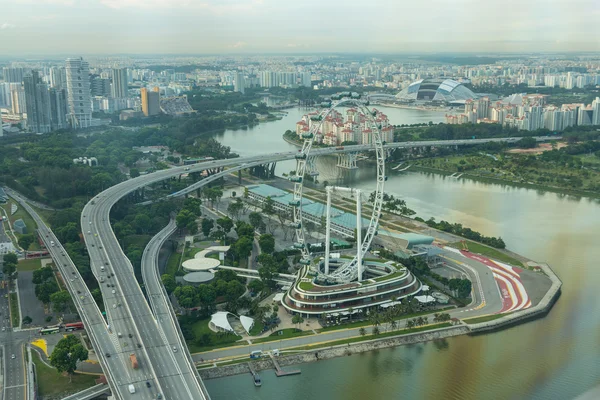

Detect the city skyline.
xmin=1 ymin=0 xmax=599 ymax=55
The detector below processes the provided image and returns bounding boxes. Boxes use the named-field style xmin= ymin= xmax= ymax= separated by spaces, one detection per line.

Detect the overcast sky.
xmin=1 ymin=0 xmax=599 ymax=55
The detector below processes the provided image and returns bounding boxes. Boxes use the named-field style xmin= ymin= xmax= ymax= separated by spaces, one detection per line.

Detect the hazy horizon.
xmin=1 ymin=0 xmax=599 ymax=56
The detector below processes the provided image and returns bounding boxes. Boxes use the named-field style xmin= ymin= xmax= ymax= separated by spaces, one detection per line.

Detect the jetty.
xmin=270 ymin=353 xmax=301 ymax=377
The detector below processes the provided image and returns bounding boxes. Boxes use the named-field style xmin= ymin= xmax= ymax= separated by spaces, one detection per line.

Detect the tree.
xmin=18 ymin=234 xmax=34 ymax=251
xmin=35 ymin=280 xmax=59 ymax=304
xmin=292 ymin=314 xmax=304 ymax=329
xmin=3 ymin=253 xmax=17 ymax=265
xmin=233 ymin=236 xmax=253 ymax=260
xmin=359 ymin=327 xmax=367 ymax=337
xmin=247 ymin=279 xmax=264 ymax=294
xmin=201 ymin=218 xmax=214 ymax=238
xmin=133 ymin=214 xmax=152 ymax=234
xmin=129 ymin=168 xmax=140 ymax=178
xmin=161 ymin=274 xmax=177 ymax=294
xmin=186 ymin=220 xmax=198 ymax=235
xmin=235 ymin=221 xmax=254 ymax=239
xmin=50 ymin=290 xmax=72 ymax=312
xmin=372 ymin=326 xmax=380 ymax=336
xmin=263 ymin=196 xmax=275 ymax=215
xmin=22 ymin=316 xmax=32 ymax=325
xmin=49 ymin=334 xmax=89 ymax=383
xmin=227 ymin=199 xmax=244 ymax=221
xmin=248 ymin=212 xmax=263 ymax=231
xmin=173 ymin=285 xmax=197 ymax=309
xmin=32 ymin=267 xmax=54 ymax=284
xmin=216 ymin=217 xmax=234 ymax=235
xmin=257 ymin=254 xmax=279 ymax=289
xmin=258 ymin=234 xmax=275 ymax=254
xmin=224 ymin=280 xmax=245 ymax=303
xmin=176 ymin=209 xmax=195 ymax=231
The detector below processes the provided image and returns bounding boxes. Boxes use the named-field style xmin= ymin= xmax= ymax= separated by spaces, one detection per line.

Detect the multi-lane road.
xmin=1 ymin=136 xmax=558 ymax=399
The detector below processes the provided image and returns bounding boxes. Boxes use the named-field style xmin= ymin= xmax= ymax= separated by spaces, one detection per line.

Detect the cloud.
xmin=1 ymin=23 xmax=16 ymax=29
xmin=99 ymin=0 xmax=263 ymax=12
xmin=15 ymin=0 xmax=74 ymax=4
xmin=229 ymin=41 xmax=247 ymax=49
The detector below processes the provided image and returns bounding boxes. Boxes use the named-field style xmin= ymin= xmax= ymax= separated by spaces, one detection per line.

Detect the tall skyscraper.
xmin=2 ymin=67 xmax=25 ymax=83
xmin=49 ymin=87 xmax=68 ymax=131
xmin=24 ymin=70 xmax=52 ymax=133
xmin=49 ymin=67 xmax=67 ymax=89
xmin=234 ymin=72 xmax=245 ymax=94
xmin=66 ymin=57 xmax=92 ymax=129
xmin=592 ymin=97 xmax=600 ymax=126
xmin=11 ymin=88 xmax=26 ymax=115
xmin=111 ymin=68 xmax=128 ymax=98
xmin=140 ymin=87 xmax=160 ymax=116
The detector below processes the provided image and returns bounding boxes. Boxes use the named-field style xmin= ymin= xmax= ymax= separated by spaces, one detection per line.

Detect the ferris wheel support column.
xmin=356 ymin=189 xmax=363 ymax=281
xmin=324 ymin=187 xmax=332 ymax=275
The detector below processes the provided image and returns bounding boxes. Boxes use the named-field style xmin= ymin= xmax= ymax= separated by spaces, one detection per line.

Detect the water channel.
xmin=205 ymin=106 xmax=600 ymax=400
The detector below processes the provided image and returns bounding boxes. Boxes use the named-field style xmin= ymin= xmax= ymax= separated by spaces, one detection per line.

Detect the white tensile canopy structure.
xmin=239 ymin=316 xmax=254 ymax=335
xmin=415 ymin=295 xmax=436 ymax=304
xmin=209 ymin=311 xmax=235 ymax=333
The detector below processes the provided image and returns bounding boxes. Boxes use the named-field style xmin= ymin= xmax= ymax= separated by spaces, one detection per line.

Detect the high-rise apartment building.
xmin=111 ymin=68 xmax=128 ymax=98
xmin=49 ymin=87 xmax=68 ymax=131
xmin=2 ymin=67 xmax=25 ymax=83
xmin=49 ymin=67 xmax=67 ymax=89
xmin=24 ymin=70 xmax=52 ymax=133
xmin=90 ymin=76 xmax=111 ymax=97
xmin=301 ymin=72 xmax=312 ymax=87
xmin=66 ymin=57 xmax=92 ymax=129
xmin=592 ymin=97 xmax=600 ymax=126
xmin=234 ymin=72 xmax=245 ymax=94
xmin=140 ymin=87 xmax=160 ymax=116
xmin=11 ymin=88 xmax=26 ymax=115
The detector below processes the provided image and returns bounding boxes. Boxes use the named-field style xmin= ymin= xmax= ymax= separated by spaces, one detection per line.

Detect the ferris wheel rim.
xmin=291 ymin=96 xmax=385 ymax=281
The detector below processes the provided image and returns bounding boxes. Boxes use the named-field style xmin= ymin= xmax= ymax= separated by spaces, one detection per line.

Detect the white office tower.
xmin=111 ymin=67 xmax=128 ymax=99
xmin=234 ymin=72 xmax=245 ymax=94
xmin=592 ymin=97 xmax=600 ymax=126
xmin=66 ymin=57 xmax=92 ymax=129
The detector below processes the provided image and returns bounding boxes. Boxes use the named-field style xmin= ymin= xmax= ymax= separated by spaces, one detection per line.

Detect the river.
xmin=205 ymin=106 xmax=600 ymax=400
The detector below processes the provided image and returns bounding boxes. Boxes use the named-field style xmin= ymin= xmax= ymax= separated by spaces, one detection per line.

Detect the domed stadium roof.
xmin=396 ymin=79 xmax=477 ymax=103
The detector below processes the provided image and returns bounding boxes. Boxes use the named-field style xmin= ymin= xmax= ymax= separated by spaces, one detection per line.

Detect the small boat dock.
xmin=270 ymin=353 xmax=301 ymax=377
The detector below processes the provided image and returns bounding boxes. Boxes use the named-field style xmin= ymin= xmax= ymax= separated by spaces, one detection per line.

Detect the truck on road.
xmin=128 ymin=384 xmax=136 ymax=394
xmin=130 ymin=353 xmax=138 ymax=369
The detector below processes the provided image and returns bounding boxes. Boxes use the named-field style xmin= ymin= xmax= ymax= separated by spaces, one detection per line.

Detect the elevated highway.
xmin=72 ymin=136 xmax=555 ymax=396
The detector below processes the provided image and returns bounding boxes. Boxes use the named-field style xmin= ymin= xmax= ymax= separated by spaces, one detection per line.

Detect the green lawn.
xmin=18 ymin=258 xmax=42 ymax=271
xmin=292 ymin=323 xmax=453 ymax=351
xmin=373 ymin=270 xmax=405 ymax=282
xmin=6 ymin=200 xmax=37 ymax=235
xmin=187 ymin=318 xmax=242 ymax=353
xmin=449 ymin=240 xmax=523 ymax=266
xmin=9 ymin=293 xmax=20 ymax=328
xmin=165 ymin=249 xmax=183 ymax=277
xmin=249 ymin=320 xmax=264 ymax=336
xmin=463 ymin=314 xmax=505 ymax=324
xmin=31 ymin=351 xmax=98 ymax=398
xmin=298 ymin=281 xmax=314 ymax=290
xmin=251 ymin=328 xmax=313 ymax=344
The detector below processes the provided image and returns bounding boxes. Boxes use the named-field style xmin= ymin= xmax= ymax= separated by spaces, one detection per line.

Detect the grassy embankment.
xmin=31 ymin=351 xmax=98 ymax=398
xmin=17 ymin=258 xmax=42 ymax=271
xmin=463 ymin=314 xmax=505 ymax=324
xmin=448 ymin=240 xmax=523 ymax=266
xmin=187 ymin=318 xmax=242 ymax=353
xmin=290 ymin=322 xmax=453 ymax=351
xmin=251 ymin=328 xmax=313 ymax=344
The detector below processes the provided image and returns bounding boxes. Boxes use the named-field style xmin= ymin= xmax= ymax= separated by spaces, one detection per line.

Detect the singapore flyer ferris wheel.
xmin=288 ymin=93 xmax=386 ymax=284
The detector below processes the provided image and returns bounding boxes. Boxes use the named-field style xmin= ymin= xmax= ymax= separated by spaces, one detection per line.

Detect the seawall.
xmin=468 ymin=262 xmax=562 ymax=333
xmin=199 ymin=325 xmax=470 ymax=380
